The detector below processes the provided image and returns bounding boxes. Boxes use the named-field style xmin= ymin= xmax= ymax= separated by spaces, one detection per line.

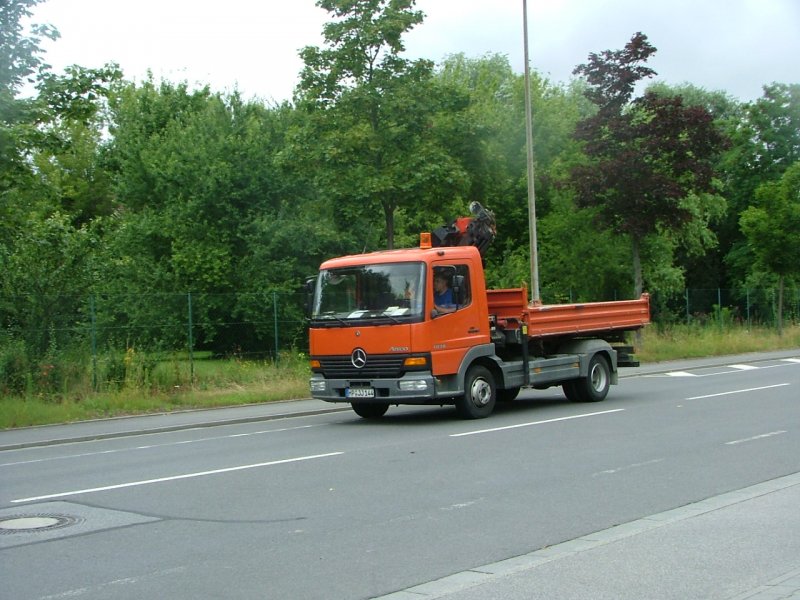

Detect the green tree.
xmin=103 ymin=81 xmax=255 ymax=348
xmin=0 ymin=212 xmax=97 ymax=355
xmin=1 ymin=2 xmax=124 ymax=386
xmin=1 ymin=0 xmax=59 ymax=246
xmin=645 ymin=82 xmax=742 ymax=290
xmin=433 ymin=54 xmax=594 ymax=293
xmin=739 ymin=161 xmax=800 ymax=334
xmin=0 ymin=0 xmax=58 ymax=143
xmin=103 ymin=80 xmax=319 ymax=355
xmin=28 ymin=64 xmax=122 ymax=225
xmin=0 ymin=0 xmax=57 ymax=88
xmin=570 ymin=33 xmax=726 ymax=297
xmin=295 ymin=0 xmax=470 ymax=250
xmin=723 ymin=83 xmax=800 ymax=287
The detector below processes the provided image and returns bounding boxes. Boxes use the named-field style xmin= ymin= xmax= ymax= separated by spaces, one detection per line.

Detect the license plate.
xmin=346 ymin=387 xmax=375 ymax=398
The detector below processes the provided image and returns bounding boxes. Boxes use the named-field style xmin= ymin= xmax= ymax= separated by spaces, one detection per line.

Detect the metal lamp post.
xmin=522 ymin=0 xmax=541 ymax=304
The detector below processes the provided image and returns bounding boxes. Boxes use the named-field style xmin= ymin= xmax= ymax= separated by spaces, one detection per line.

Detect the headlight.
xmin=310 ymin=380 xmax=326 ymax=392
xmin=399 ymin=380 xmax=428 ymax=391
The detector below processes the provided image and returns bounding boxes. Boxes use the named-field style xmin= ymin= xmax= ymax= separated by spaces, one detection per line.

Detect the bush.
xmin=100 ymin=350 xmax=127 ymax=390
xmin=0 ymin=339 xmax=31 ymax=395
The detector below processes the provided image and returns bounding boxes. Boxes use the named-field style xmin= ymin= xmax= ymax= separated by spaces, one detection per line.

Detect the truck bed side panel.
xmin=487 ymin=289 xmax=650 ymax=338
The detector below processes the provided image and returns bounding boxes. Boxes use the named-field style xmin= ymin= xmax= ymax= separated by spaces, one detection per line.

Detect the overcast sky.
xmin=28 ymin=0 xmax=799 ymax=104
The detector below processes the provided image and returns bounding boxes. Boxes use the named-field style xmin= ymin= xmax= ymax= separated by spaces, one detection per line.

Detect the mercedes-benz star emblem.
xmin=351 ymin=348 xmax=367 ymax=369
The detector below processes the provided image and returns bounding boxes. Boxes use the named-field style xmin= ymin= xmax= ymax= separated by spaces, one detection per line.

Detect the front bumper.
xmin=309 ymin=372 xmax=440 ymax=404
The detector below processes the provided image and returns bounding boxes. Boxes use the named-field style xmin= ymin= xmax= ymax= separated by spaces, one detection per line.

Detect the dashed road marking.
xmin=11 ymin=452 xmax=344 ymax=504
xmin=686 ymin=383 xmax=790 ymax=400
xmin=450 ymin=409 xmax=624 ymax=438
xmin=726 ymin=431 xmax=787 ymax=445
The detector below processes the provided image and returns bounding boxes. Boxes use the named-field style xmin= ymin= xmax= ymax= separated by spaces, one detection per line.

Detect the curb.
xmin=3 ymin=349 xmax=797 ymax=452
xmin=0 ymin=404 xmax=350 ymax=452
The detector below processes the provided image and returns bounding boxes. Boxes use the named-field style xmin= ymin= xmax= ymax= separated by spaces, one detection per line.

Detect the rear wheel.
xmin=566 ymin=354 xmax=610 ymax=402
xmin=351 ymin=402 xmax=389 ymax=419
xmin=562 ymin=380 xmax=582 ymax=402
xmin=456 ymin=365 xmax=496 ymax=419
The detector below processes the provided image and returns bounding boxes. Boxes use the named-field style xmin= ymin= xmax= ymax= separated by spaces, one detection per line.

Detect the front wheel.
xmin=497 ymin=386 xmax=520 ymax=403
xmin=351 ymin=402 xmax=389 ymax=419
xmin=456 ymin=365 xmax=496 ymax=419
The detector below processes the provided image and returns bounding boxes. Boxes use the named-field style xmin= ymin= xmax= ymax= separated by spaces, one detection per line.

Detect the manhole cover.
xmin=0 ymin=514 xmax=83 ymax=533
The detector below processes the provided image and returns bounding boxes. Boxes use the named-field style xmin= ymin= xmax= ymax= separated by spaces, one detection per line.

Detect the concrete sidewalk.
xmin=1 ymin=349 xmax=798 ymax=451
xmin=377 ymin=472 xmax=800 ymax=600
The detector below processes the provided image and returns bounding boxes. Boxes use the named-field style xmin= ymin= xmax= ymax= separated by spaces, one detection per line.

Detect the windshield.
xmin=312 ymin=262 xmax=425 ymax=324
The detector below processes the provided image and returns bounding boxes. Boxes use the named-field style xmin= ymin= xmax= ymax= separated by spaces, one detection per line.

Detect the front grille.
xmin=318 ymin=354 xmax=406 ymax=379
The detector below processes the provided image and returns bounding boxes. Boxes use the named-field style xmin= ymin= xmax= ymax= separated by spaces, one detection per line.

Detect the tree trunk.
xmin=632 ymin=235 xmax=643 ymax=298
xmin=631 ymin=235 xmax=644 ymax=349
xmin=777 ymin=275 xmax=784 ymax=336
xmin=382 ymin=199 xmax=395 ymax=250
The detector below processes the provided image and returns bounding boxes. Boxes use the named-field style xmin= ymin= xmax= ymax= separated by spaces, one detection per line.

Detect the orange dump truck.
xmin=308 ymin=206 xmax=650 ymax=419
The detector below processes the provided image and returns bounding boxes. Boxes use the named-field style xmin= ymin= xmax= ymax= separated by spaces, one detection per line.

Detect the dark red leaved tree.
xmin=571 ymin=33 xmax=725 ymax=296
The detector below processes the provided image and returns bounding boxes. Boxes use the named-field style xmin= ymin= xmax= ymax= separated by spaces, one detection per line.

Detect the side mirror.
xmin=304 ymin=276 xmax=316 ymax=316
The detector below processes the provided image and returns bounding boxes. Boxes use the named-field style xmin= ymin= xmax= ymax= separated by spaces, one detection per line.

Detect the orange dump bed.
xmin=487 ymin=288 xmax=650 ymax=338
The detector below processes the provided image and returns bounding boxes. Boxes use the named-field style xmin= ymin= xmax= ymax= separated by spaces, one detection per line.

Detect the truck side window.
xmin=433 ymin=265 xmax=471 ymax=313
xmin=453 ymin=265 xmax=471 ymax=307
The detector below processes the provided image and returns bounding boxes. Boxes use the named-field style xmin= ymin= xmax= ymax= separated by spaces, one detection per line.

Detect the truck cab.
xmin=308 ymin=244 xmax=497 ymax=417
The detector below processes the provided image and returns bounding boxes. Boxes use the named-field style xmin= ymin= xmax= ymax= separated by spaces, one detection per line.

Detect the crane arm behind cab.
xmin=431 ymin=201 xmax=496 ymax=257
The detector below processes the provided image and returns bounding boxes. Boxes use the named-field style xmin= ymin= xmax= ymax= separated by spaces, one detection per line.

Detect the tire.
xmin=562 ymin=380 xmax=582 ymax=402
xmin=456 ymin=365 xmax=496 ymax=419
xmin=351 ymin=402 xmax=389 ymax=419
xmin=569 ymin=354 xmax=610 ymax=402
xmin=497 ymin=386 xmax=520 ymax=403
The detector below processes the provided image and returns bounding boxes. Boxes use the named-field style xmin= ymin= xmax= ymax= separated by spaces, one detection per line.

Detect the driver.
xmin=433 ymin=271 xmax=456 ymax=313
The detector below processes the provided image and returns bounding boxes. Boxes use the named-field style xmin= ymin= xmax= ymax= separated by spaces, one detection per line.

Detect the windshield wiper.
xmin=315 ymin=312 xmax=348 ymax=326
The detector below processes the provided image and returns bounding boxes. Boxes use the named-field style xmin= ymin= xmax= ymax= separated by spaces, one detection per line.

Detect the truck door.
xmin=428 ymin=262 xmax=489 ymax=376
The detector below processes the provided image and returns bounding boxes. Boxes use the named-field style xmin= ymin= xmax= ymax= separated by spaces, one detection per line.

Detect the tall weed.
xmin=637 ymin=323 xmax=800 ymax=363
xmin=2 ymin=329 xmax=798 ymax=429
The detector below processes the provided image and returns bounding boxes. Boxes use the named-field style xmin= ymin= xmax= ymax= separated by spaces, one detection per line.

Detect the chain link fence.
xmin=1 ymin=290 xmax=309 ymax=395
xmin=2 ymin=287 xmax=798 ymax=396
xmin=648 ymin=287 xmax=800 ymax=327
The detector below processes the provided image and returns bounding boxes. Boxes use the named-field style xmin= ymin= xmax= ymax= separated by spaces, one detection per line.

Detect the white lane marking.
xmin=647 ymin=360 xmax=800 ymax=378
xmin=450 ymin=409 xmax=624 ymax=438
xmin=441 ymin=500 xmax=482 ymax=511
xmin=747 ymin=363 xmax=800 ymax=370
xmin=686 ymin=383 xmax=790 ymax=400
xmin=592 ymin=458 xmax=665 ymax=476
xmin=726 ymin=431 xmax=787 ymax=445
xmin=10 ymin=452 xmax=344 ymax=503
xmin=0 ymin=424 xmax=318 ymax=468
xmin=36 ymin=566 xmax=188 ymax=599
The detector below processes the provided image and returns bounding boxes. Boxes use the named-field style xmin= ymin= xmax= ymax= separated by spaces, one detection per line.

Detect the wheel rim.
xmin=470 ymin=377 xmax=492 ymax=406
xmin=590 ymin=362 xmax=608 ymax=392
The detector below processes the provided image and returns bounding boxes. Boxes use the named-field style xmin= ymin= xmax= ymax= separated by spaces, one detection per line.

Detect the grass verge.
xmin=0 ymin=355 xmax=311 ymax=429
xmin=1 ymin=325 xmax=798 ymax=429
xmin=636 ymin=323 xmax=800 ymax=363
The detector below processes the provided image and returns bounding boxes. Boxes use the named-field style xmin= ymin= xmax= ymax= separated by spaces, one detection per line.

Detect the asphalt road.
xmin=1 ymin=351 xmax=799 ymax=599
